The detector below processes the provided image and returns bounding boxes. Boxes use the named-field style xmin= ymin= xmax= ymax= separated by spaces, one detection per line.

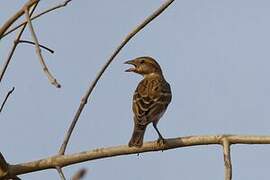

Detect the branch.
xmin=0 ymin=0 xmax=39 ymax=38
xmin=5 ymin=134 xmax=270 ymax=178
xmin=58 ymin=0 xmax=175 ymax=155
xmin=222 ymin=138 xmax=232 ymax=180
xmin=24 ymin=7 xmax=61 ymax=88
xmin=56 ymin=166 xmax=66 ymax=180
xmin=0 ymin=87 xmax=15 ymax=113
xmin=1 ymin=0 xmax=72 ymax=39
xmin=1 ymin=0 xmax=70 ymax=84
xmin=18 ymin=40 xmax=54 ymax=54
xmin=0 ymin=3 xmax=39 ymax=84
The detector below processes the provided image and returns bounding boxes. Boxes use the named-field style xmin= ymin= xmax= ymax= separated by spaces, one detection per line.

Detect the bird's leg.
xmin=152 ymin=123 xmax=166 ymax=145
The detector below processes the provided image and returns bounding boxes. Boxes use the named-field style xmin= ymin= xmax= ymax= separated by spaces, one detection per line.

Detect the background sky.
xmin=1 ymin=0 xmax=270 ymax=179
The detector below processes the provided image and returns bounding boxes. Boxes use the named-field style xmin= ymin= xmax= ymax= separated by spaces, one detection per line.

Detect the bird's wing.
xmin=133 ymin=78 xmax=172 ymax=125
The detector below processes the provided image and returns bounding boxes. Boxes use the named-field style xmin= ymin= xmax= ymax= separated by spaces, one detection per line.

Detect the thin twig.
xmin=24 ymin=7 xmax=61 ymax=88
xmin=0 ymin=0 xmax=39 ymax=38
xmin=2 ymin=0 xmax=72 ymax=39
xmin=0 ymin=87 xmax=15 ymax=113
xmin=0 ymin=3 xmax=39 ymax=84
xmin=18 ymin=40 xmax=54 ymax=54
xmin=58 ymin=0 xmax=175 ymax=155
xmin=6 ymin=134 xmax=270 ymax=178
xmin=56 ymin=166 xmax=66 ymax=180
xmin=222 ymin=138 xmax=232 ymax=180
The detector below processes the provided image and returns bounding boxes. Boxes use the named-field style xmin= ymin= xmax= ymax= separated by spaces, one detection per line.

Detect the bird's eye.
xmin=140 ymin=60 xmax=145 ymax=64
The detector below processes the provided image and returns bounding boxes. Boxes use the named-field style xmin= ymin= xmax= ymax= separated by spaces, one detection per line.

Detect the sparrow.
xmin=125 ymin=56 xmax=172 ymax=147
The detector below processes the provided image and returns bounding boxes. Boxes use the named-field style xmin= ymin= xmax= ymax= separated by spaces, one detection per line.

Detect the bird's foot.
xmin=157 ymin=138 xmax=166 ymax=151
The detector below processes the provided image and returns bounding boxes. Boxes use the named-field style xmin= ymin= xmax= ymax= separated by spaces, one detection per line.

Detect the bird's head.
xmin=124 ymin=56 xmax=162 ymax=76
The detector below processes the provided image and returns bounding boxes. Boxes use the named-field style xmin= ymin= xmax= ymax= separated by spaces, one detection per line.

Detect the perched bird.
xmin=125 ymin=56 xmax=172 ymax=147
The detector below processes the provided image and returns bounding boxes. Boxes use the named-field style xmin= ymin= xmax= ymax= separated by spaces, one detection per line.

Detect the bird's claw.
xmin=157 ymin=138 xmax=166 ymax=151
xmin=157 ymin=138 xmax=165 ymax=144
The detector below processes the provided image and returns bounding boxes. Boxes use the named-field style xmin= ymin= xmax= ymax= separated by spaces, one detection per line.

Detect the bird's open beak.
xmin=124 ymin=60 xmax=137 ymax=72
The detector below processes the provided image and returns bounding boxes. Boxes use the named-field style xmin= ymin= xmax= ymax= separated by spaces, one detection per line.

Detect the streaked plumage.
xmin=125 ymin=56 xmax=172 ymax=147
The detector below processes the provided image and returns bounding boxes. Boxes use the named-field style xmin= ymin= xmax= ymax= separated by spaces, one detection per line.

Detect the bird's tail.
xmin=128 ymin=123 xmax=147 ymax=147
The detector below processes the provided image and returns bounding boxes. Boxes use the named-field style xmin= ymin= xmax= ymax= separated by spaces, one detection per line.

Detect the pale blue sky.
xmin=1 ymin=0 xmax=270 ymax=179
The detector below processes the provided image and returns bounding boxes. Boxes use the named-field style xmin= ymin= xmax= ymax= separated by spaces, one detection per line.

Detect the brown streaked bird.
xmin=125 ymin=56 xmax=172 ymax=147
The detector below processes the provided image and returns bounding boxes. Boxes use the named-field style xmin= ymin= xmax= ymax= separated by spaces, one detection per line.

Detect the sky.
xmin=1 ymin=0 xmax=270 ymax=179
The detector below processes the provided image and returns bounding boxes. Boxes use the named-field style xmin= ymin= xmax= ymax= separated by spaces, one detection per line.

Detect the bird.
xmin=124 ymin=56 xmax=172 ymax=147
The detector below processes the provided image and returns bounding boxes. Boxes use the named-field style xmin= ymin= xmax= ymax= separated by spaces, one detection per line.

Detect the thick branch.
xmin=222 ymin=138 xmax=232 ymax=180
xmin=6 ymin=134 xmax=270 ymax=177
xmin=24 ymin=7 xmax=61 ymax=88
xmin=0 ymin=0 xmax=39 ymax=38
xmin=58 ymin=0 xmax=175 ymax=155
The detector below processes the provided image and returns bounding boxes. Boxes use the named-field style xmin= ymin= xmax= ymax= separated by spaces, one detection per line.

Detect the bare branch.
xmin=58 ymin=0 xmax=175 ymax=155
xmin=72 ymin=168 xmax=87 ymax=180
xmin=24 ymin=7 xmax=61 ymax=88
xmin=5 ymin=134 xmax=270 ymax=178
xmin=0 ymin=0 xmax=39 ymax=38
xmin=222 ymin=138 xmax=232 ymax=180
xmin=56 ymin=166 xmax=66 ymax=180
xmin=18 ymin=40 xmax=54 ymax=54
xmin=0 ymin=3 xmax=39 ymax=84
xmin=2 ymin=0 xmax=72 ymax=39
xmin=0 ymin=87 xmax=15 ymax=113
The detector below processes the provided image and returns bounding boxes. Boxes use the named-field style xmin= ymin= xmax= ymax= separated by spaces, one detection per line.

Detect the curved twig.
xmin=58 ymin=0 xmax=175 ymax=155
xmin=4 ymin=134 xmax=270 ymax=178
xmin=1 ymin=0 xmax=72 ymax=39
xmin=18 ymin=40 xmax=54 ymax=54
xmin=0 ymin=87 xmax=15 ymax=113
xmin=24 ymin=7 xmax=61 ymax=88
xmin=0 ymin=3 xmax=39 ymax=84
xmin=0 ymin=0 xmax=39 ymax=38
